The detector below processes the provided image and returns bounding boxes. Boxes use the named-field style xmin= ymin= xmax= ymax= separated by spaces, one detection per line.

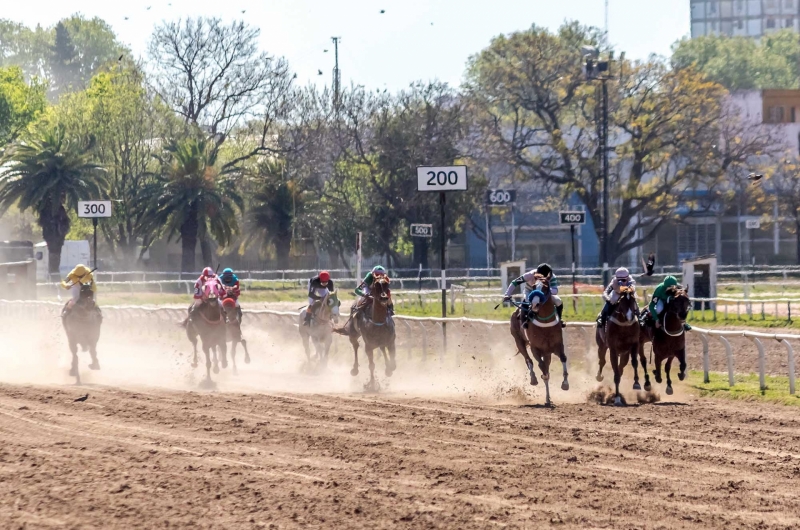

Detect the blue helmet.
xmin=222 ymin=268 xmax=233 ymax=276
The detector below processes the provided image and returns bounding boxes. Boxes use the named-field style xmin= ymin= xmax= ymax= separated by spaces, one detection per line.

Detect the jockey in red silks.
xmin=182 ymin=267 xmax=220 ymax=325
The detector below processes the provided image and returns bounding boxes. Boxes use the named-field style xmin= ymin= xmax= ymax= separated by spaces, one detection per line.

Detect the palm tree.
xmin=0 ymin=125 xmax=106 ymax=274
xmin=141 ymin=136 xmax=243 ymax=273
xmin=245 ymin=158 xmax=302 ymax=270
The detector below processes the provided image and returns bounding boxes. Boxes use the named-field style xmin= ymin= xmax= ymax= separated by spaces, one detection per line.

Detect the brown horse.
xmin=343 ymin=277 xmax=396 ymax=391
xmin=595 ymin=286 xmax=641 ymax=405
xmin=639 ymin=287 xmax=691 ymax=396
xmin=62 ymin=284 xmax=102 ymax=385
xmin=509 ymin=277 xmax=569 ymax=406
xmin=187 ymin=283 xmax=228 ymax=387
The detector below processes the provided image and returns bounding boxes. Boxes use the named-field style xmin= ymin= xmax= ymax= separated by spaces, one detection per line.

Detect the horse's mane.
xmin=665 ymin=285 xmax=686 ymax=297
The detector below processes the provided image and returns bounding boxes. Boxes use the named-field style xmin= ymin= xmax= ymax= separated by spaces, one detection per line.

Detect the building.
xmin=691 ymin=0 xmax=800 ymax=38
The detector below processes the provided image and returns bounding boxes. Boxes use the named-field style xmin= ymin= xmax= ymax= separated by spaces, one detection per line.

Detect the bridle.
xmin=609 ymin=290 xmax=638 ymax=327
xmin=661 ymin=291 xmax=688 ymax=337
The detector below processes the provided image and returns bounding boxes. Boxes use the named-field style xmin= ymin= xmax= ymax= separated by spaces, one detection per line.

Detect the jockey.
xmin=597 ymin=267 xmax=636 ymax=327
xmin=60 ymin=264 xmax=96 ymax=317
xmin=304 ymin=270 xmax=336 ymax=326
xmin=182 ymin=267 xmax=220 ymax=326
xmin=647 ymin=275 xmax=691 ymax=331
xmin=354 ymin=265 xmax=393 ymax=315
xmin=503 ymin=263 xmax=565 ymax=328
xmin=219 ymin=267 xmax=242 ymax=320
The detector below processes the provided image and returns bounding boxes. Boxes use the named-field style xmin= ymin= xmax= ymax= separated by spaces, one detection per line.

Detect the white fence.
xmin=2 ymin=299 xmax=796 ymax=397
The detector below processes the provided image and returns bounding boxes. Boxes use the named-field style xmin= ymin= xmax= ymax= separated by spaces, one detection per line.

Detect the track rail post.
xmin=749 ymin=337 xmax=767 ymax=391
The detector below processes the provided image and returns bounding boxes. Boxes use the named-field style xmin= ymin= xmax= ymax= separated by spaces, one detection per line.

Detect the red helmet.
xmin=319 ymin=271 xmax=330 ymax=283
xmin=202 ymin=267 xmax=214 ymax=277
xmin=222 ymin=298 xmax=237 ymax=309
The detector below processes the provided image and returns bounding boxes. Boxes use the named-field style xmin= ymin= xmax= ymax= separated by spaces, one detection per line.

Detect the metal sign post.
xmin=356 ymin=232 xmax=362 ymax=288
xmin=78 ymin=201 xmax=112 ymax=269
xmin=417 ymin=166 xmax=468 ymax=358
xmin=559 ymin=211 xmax=586 ymax=311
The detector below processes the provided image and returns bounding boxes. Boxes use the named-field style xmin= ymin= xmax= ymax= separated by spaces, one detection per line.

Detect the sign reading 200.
xmin=416 ymin=166 xmax=468 ymax=191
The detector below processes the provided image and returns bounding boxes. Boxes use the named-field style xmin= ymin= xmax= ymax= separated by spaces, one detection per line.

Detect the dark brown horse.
xmin=509 ymin=277 xmax=569 ymax=406
xmin=343 ymin=277 xmax=396 ymax=391
xmin=639 ymin=287 xmax=691 ymax=396
xmin=595 ymin=286 xmax=641 ymax=405
xmin=62 ymin=284 xmax=102 ymax=385
xmin=187 ymin=283 xmax=228 ymax=387
xmin=221 ymin=298 xmax=249 ymax=375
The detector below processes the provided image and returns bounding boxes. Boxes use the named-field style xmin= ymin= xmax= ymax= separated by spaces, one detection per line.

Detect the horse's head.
xmin=666 ymin=287 xmax=691 ymax=321
xmin=326 ymin=289 xmax=339 ymax=308
xmin=372 ymin=277 xmax=391 ymax=306
xmin=528 ymin=277 xmax=551 ymax=312
xmin=202 ymin=281 xmax=220 ymax=303
xmin=614 ymin=287 xmax=638 ymax=323
xmin=221 ymin=297 xmax=237 ymax=320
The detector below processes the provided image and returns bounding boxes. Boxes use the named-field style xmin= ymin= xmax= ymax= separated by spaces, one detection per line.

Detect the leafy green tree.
xmin=0 ymin=125 xmax=106 ymax=273
xmin=52 ymin=64 xmax=182 ymax=262
xmin=140 ymin=136 xmax=243 ymax=272
xmin=466 ymin=23 xmax=772 ymax=266
xmin=672 ymin=30 xmax=800 ymax=90
xmin=0 ymin=66 xmax=47 ymax=148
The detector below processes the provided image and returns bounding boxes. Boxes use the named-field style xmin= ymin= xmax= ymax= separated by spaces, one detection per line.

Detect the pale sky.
xmin=4 ymin=0 xmax=690 ymax=91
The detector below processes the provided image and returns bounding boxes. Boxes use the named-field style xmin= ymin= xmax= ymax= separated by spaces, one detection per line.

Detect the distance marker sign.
xmin=78 ymin=201 xmax=112 ymax=218
xmin=410 ymin=224 xmax=433 ymax=238
xmin=559 ymin=211 xmax=586 ymax=225
xmin=416 ymin=166 xmax=468 ymax=191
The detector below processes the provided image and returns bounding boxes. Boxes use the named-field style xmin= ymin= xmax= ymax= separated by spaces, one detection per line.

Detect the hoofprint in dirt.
xmin=1 ymin=385 xmax=799 ymax=529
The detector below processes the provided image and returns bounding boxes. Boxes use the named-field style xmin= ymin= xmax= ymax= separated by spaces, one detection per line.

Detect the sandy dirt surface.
xmin=1 ymin=309 xmax=799 ymax=529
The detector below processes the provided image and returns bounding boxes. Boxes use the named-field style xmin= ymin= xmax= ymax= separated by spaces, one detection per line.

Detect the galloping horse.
xmin=298 ymin=289 xmax=338 ymax=368
xmin=595 ymin=286 xmax=641 ymax=405
xmin=187 ymin=282 xmax=228 ymax=385
xmin=343 ymin=277 xmax=396 ymax=390
xmin=509 ymin=276 xmax=569 ymax=405
xmin=221 ymin=297 xmax=249 ymax=375
xmin=639 ymin=286 xmax=692 ymax=396
xmin=62 ymin=284 xmax=102 ymax=384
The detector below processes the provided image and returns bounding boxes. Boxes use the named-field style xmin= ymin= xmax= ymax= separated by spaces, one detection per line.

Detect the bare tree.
xmin=148 ymin=17 xmax=294 ymax=155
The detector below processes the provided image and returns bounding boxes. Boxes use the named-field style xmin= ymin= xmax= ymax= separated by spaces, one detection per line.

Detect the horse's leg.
xmin=556 ymin=341 xmax=569 ymax=391
xmin=300 ymin=330 xmax=312 ymax=362
xmin=322 ymin=333 xmax=332 ymax=368
xmin=242 ymin=337 xmax=250 ymax=364
xmin=678 ymin=346 xmax=687 ymax=381
xmin=219 ymin=336 xmax=228 ymax=369
xmin=349 ymin=333 xmax=360 ymax=377
xmin=204 ymin=346 xmax=212 ymax=381
xmin=386 ymin=334 xmax=397 ymax=374
xmin=639 ymin=342 xmax=652 ymax=391
xmin=230 ymin=340 xmax=238 ymax=376
xmin=88 ymin=340 xmax=100 ymax=370
xmin=513 ymin=327 xmax=537 ymax=385
xmin=596 ymin=334 xmax=607 ymax=382
xmin=630 ymin=343 xmax=641 ymax=390
xmin=537 ymin=349 xmax=552 ymax=406
xmin=665 ymin=355 xmax=675 ymax=395
xmin=187 ymin=325 xmax=199 ymax=368
xmin=366 ymin=345 xmax=376 ymax=390
xmin=652 ymin=347 xmax=664 ymax=384
xmin=68 ymin=336 xmax=79 ymax=378
xmin=212 ymin=344 xmax=220 ymax=374
xmin=610 ymin=345 xmax=622 ymax=406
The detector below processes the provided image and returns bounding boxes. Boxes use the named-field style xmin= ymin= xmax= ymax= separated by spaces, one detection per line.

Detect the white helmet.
xmin=615 ymin=267 xmax=630 ymax=279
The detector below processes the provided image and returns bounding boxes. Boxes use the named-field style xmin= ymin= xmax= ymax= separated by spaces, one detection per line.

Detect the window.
xmin=738 ymin=19 xmax=744 ymax=29
xmin=712 ymin=20 xmax=718 ymax=30
xmin=786 ymin=0 xmax=794 ymax=9
xmin=767 ymin=18 xmax=777 ymax=28
xmin=710 ymin=1 xmax=718 ymax=13
xmin=768 ymin=106 xmax=785 ymax=122
xmin=736 ymin=0 xmax=744 ymax=11
xmin=766 ymin=0 xmax=777 ymax=8
xmin=787 ymin=17 xmax=795 ymax=27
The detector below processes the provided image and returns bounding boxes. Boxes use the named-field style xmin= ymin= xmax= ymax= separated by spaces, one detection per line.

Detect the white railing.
xmin=3 ymin=299 xmax=796 ymax=396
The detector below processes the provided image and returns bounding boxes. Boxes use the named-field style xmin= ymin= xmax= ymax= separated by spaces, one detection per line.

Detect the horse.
xmin=639 ymin=286 xmax=692 ymax=396
xmin=62 ymin=284 xmax=102 ymax=384
xmin=187 ymin=282 xmax=228 ymax=386
xmin=343 ymin=277 xmax=396 ymax=391
xmin=595 ymin=286 xmax=641 ymax=405
xmin=221 ymin=297 xmax=249 ymax=375
xmin=298 ymin=289 xmax=339 ymax=369
xmin=509 ymin=276 xmax=569 ymax=406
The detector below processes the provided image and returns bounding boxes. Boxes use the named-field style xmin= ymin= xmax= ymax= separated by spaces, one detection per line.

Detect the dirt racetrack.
xmin=1 ymin=305 xmax=800 ymax=529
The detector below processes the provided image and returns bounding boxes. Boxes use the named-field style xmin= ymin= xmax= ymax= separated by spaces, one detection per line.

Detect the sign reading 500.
xmin=416 ymin=166 xmax=468 ymax=191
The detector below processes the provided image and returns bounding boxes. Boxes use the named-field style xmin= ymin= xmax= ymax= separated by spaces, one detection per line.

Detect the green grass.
xmin=687 ymin=371 xmax=800 ymax=407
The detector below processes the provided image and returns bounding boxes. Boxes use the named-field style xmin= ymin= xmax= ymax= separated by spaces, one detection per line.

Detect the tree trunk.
xmin=274 ymin=232 xmax=292 ymax=270
xmin=200 ymin=238 xmax=213 ymax=268
xmin=40 ymin=205 xmax=70 ymax=275
xmin=180 ymin=207 xmax=199 ymax=273
xmin=796 ymin=218 xmax=800 ymax=265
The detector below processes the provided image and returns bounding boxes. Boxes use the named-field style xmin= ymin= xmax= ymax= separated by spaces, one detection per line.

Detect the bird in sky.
xmin=380 ymin=9 xmax=386 ymax=13
xmin=74 ymin=394 xmax=89 ymax=402
xmin=124 ymin=16 xmax=129 ymax=20
xmin=324 ymin=49 xmax=328 ymax=52
xmin=640 ymin=253 xmax=656 ymax=277
xmin=242 ymin=10 xmax=246 ymax=13
xmin=318 ymin=69 xmax=323 ymax=75
xmin=118 ymin=54 xmax=124 ymax=61
xmin=146 ymin=6 xmax=151 ymax=9
xmin=748 ymin=173 xmax=764 ymax=185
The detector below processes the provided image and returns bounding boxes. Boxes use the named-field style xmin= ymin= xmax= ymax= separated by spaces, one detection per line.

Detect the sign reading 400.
xmin=416 ymin=165 xmax=468 ymax=191
xmin=78 ymin=200 xmax=112 ymax=218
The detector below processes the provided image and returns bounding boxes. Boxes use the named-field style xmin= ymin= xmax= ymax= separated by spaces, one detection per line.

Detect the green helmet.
xmin=372 ymin=265 xmax=386 ymax=275
xmin=663 ymin=275 xmax=678 ymax=288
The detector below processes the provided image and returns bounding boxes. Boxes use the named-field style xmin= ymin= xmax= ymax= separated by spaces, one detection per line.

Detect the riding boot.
xmin=303 ymin=311 xmax=312 ymax=326
xmin=556 ymin=303 xmax=566 ymax=328
xmin=520 ymin=306 xmax=530 ymax=329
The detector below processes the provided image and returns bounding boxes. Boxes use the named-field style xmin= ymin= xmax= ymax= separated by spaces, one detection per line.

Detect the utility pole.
xmin=605 ymin=0 xmax=609 ymax=38
xmin=331 ymin=36 xmax=341 ymax=111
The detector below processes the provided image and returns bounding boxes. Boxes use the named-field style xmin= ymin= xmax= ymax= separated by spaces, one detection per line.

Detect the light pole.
xmin=582 ymin=46 xmax=615 ymax=285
